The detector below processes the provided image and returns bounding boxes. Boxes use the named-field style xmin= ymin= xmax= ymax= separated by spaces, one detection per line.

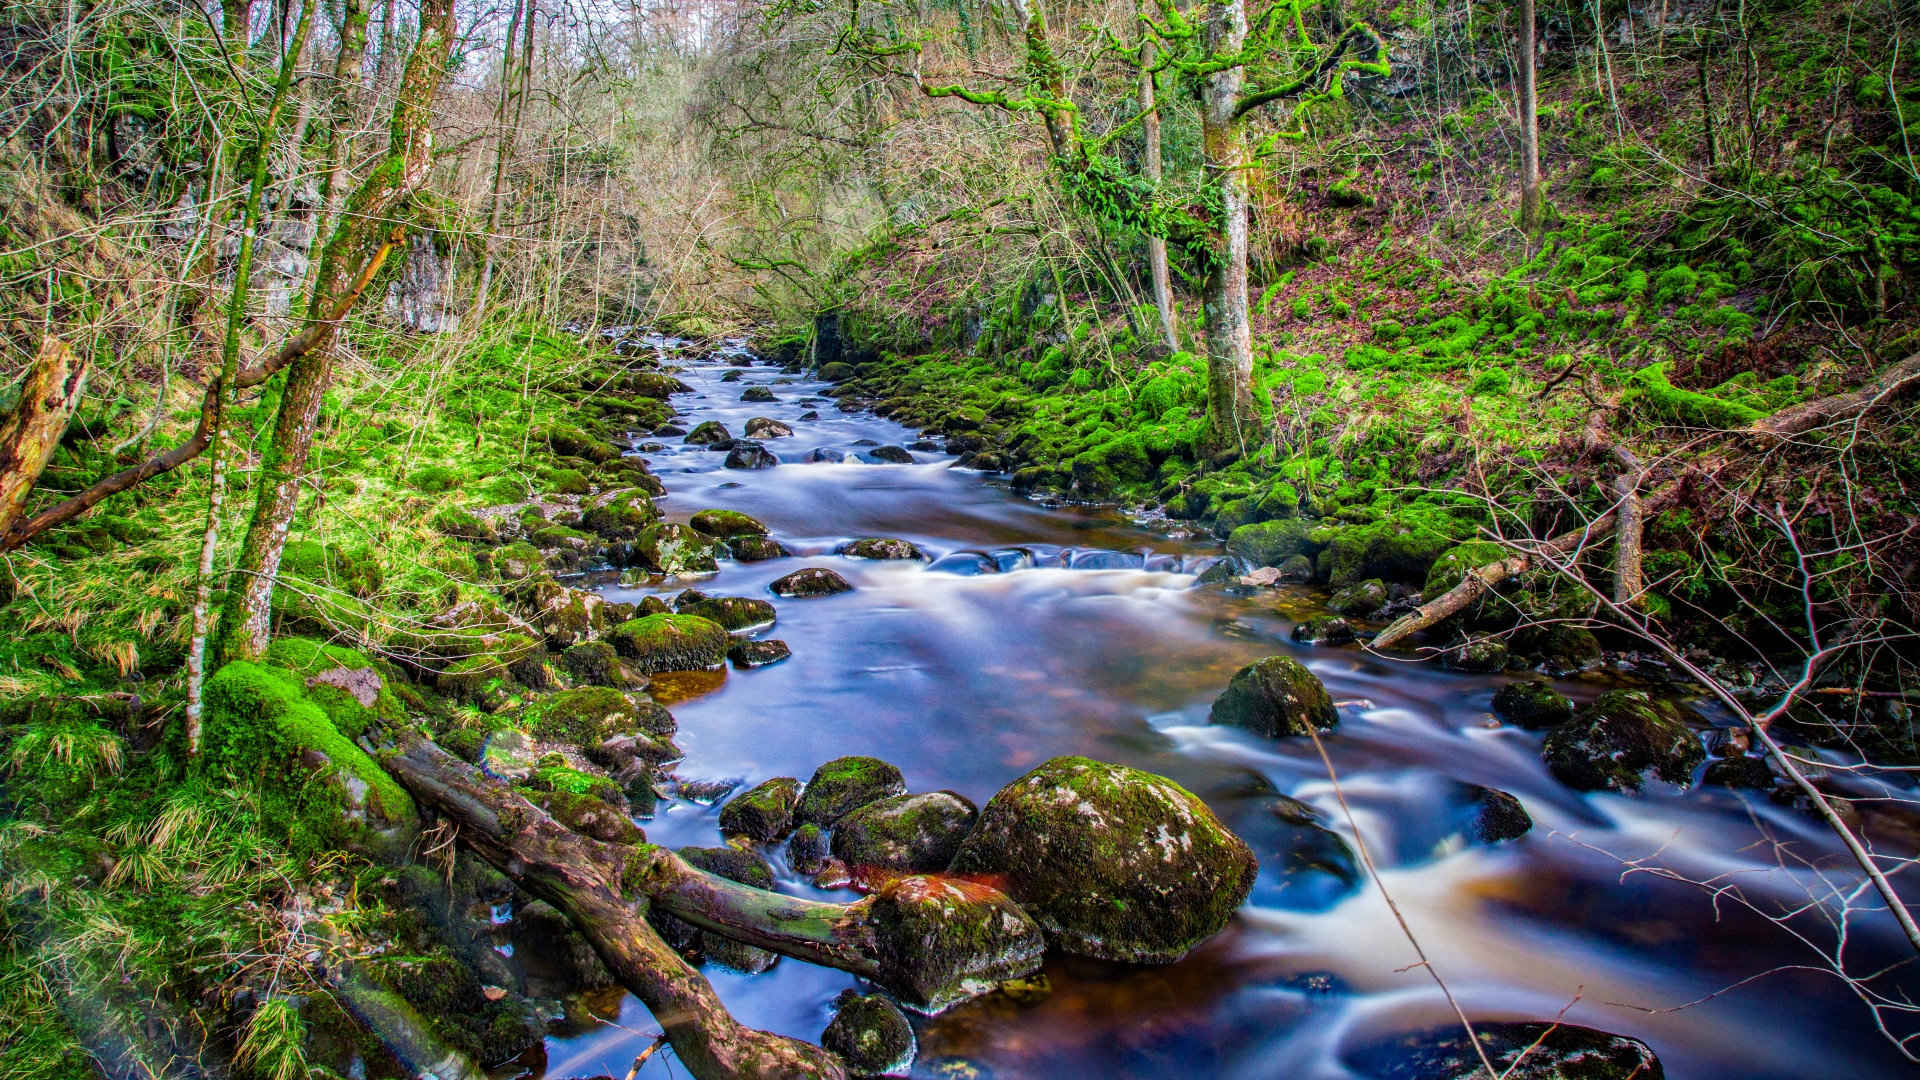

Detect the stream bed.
xmin=535 ymin=343 xmax=1918 ymax=1079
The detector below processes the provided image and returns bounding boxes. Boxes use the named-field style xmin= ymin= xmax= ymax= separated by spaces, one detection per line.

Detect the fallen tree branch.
xmin=1371 ymin=353 xmax=1920 ymax=650
xmin=381 ymin=736 xmax=1046 ymax=1078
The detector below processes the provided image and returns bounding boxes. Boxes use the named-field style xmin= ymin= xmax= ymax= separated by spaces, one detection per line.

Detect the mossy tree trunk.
xmin=0 ymin=337 xmax=88 ymax=543
xmin=305 ymin=0 xmax=370 ymax=288
xmin=1199 ymin=0 xmax=1258 ymax=452
xmin=1138 ymin=6 xmax=1180 ymax=353
xmin=187 ymin=0 xmax=317 ymax=755
xmin=220 ymin=0 xmax=455 ymax=664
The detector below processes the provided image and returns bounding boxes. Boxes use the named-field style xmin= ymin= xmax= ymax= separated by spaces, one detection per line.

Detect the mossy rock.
xmin=360 ymin=951 xmax=543 ymax=1065
xmin=795 ymin=755 xmax=907 ymax=827
xmin=1326 ymin=578 xmax=1389 ymax=616
xmin=727 ymin=639 xmax=791 ymax=669
xmin=607 ymin=614 xmax=729 ymax=674
xmin=431 ymin=507 xmax=496 ymax=542
xmin=1226 ymin=519 xmax=1319 ymax=568
xmin=1423 ymin=540 xmax=1507 ymax=600
xmin=676 ymin=595 xmax=777 ymax=631
xmin=532 ymin=788 xmax=645 ymax=845
xmin=770 ymin=567 xmax=854 ymax=597
xmin=788 ymin=822 xmax=830 ymax=874
xmin=741 ymin=386 xmax=777 ymax=402
xmin=201 ymin=662 xmax=417 ymax=852
xmin=1344 ymin=1019 xmax=1664 ymax=1080
xmin=728 ymin=535 xmax=790 ymax=562
xmin=559 ymin=640 xmax=645 ymax=688
xmin=580 ymin=488 xmax=660 ymax=541
xmin=1292 ymin=615 xmax=1355 ymax=645
xmin=831 ymin=791 xmax=977 ymax=873
xmin=819 ymin=362 xmax=854 ymax=381
xmin=1321 ymin=518 xmax=1457 ymax=587
xmin=684 ymin=420 xmax=732 ymax=446
xmin=1541 ymin=689 xmax=1706 ymax=793
xmin=717 ymin=777 xmax=802 ymax=841
xmin=634 ymin=522 xmax=719 ymax=575
xmin=1511 ymin=624 xmax=1603 ymax=675
xmin=837 ymin=537 xmax=925 ymax=560
xmin=262 ymin=637 xmax=404 ymax=737
xmin=1442 ymin=637 xmax=1509 ymax=673
xmin=822 ymin=991 xmax=916 ymax=1077
xmin=1491 ymin=680 xmax=1575 ymax=729
xmin=744 ymin=417 xmax=794 ymax=439
xmin=518 ymin=687 xmax=674 ymax=746
xmin=948 ymin=756 xmax=1257 ymax=964
xmin=1464 ymin=786 xmax=1533 ymax=843
xmin=625 ymin=371 xmax=692 ymax=399
xmin=538 ymin=424 xmax=620 ymax=462
xmin=1209 ymin=656 xmax=1338 ymax=737
xmin=725 ymin=441 xmax=779 ymax=469
xmin=688 ymin=509 xmax=769 ymax=538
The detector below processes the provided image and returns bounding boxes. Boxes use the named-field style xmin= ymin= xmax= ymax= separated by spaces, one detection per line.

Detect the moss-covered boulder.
xmin=1209 ymin=656 xmax=1338 ymax=737
xmin=1326 ymin=578 xmax=1389 ymax=616
xmin=676 ymin=594 xmax=777 ymax=631
xmin=530 ymin=788 xmax=645 ymax=845
xmin=1225 ymin=519 xmax=1318 ymax=568
xmin=684 ymin=420 xmax=732 ymax=446
xmin=1292 ymin=615 xmax=1355 ymax=645
xmin=728 ymin=535 xmax=789 ymax=562
xmin=718 ymin=776 xmax=802 ymax=841
xmin=518 ymin=687 xmax=674 ymax=747
xmin=1542 ymin=689 xmax=1706 ymax=793
xmin=864 ymin=874 xmax=1045 ymax=1012
xmin=626 ymin=371 xmax=692 ymax=399
xmin=948 ymin=756 xmax=1257 ymax=964
xmin=559 ymin=640 xmax=646 ymax=688
xmin=771 ymin=567 xmax=854 ymax=597
xmin=795 ymin=755 xmax=907 ymax=827
xmin=1442 ymin=636 xmax=1509 ymax=673
xmin=579 ymin=488 xmax=659 ymax=542
xmin=727 ymin=639 xmax=791 ymax=669
xmin=831 ymin=792 xmax=977 ymax=873
xmin=1464 ymin=786 xmax=1533 ymax=843
xmin=1491 ymin=680 xmax=1575 ymax=729
xmin=201 ymin=662 xmax=417 ymax=853
xmin=523 ymin=581 xmax=608 ymax=649
xmin=607 ymin=613 xmax=729 ymax=674
xmin=632 ymin=522 xmax=719 ymax=575
xmin=788 ymin=822 xmax=830 ymax=874
xmin=1344 ymin=1020 xmax=1664 ymax=1080
xmin=1319 ymin=517 xmax=1456 ymax=588
xmin=822 ymin=991 xmax=916 ymax=1077
xmin=688 ymin=509 xmax=769 ymax=538
xmin=837 ymin=537 xmax=925 ymax=560
xmin=1423 ymin=540 xmax=1507 ymax=600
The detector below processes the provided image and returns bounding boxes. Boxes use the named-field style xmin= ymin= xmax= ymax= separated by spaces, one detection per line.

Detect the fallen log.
xmin=0 ymin=336 xmax=88 ymax=542
xmin=381 ymin=736 xmax=1045 ymax=1078
xmin=1371 ymin=353 xmax=1920 ymax=651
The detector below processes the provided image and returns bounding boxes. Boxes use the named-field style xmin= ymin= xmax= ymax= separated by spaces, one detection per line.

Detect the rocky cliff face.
xmin=385 ymin=235 xmax=459 ymax=332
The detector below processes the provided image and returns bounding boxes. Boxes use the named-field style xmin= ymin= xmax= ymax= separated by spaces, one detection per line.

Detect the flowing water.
xmin=534 ymin=343 xmax=1919 ymax=1079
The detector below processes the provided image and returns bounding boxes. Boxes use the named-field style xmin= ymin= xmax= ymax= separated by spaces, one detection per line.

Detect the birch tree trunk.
xmin=1200 ymin=0 xmax=1257 ymax=452
xmin=1517 ymin=0 xmax=1543 ymax=237
xmin=1138 ymin=14 xmax=1180 ymax=353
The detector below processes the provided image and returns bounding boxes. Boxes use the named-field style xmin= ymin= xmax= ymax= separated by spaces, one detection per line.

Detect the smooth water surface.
xmin=535 ymin=343 xmax=1918 ymax=1079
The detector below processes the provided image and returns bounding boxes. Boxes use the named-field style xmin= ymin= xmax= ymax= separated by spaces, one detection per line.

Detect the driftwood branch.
xmin=1371 ymin=353 xmax=1920 ymax=650
xmin=381 ymin=736 xmax=1046 ymax=1078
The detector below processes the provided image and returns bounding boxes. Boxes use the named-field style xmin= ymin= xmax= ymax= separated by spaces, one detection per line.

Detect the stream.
xmin=534 ymin=342 xmax=1918 ymax=1079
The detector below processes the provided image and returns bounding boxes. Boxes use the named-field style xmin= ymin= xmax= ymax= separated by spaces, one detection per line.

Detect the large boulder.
xmin=1209 ymin=656 xmax=1338 ymax=737
xmin=684 ymin=420 xmax=731 ymax=446
xmin=1491 ymin=680 xmax=1575 ymax=730
xmin=831 ymin=792 xmax=977 ymax=873
xmin=607 ymin=614 xmax=729 ymax=674
xmin=675 ymin=593 xmax=777 ymax=631
xmin=795 ymin=756 xmax=907 ymax=827
xmin=948 ymin=756 xmax=1257 ymax=964
xmin=1225 ymin=519 xmax=1318 ymax=567
xmin=1542 ymin=689 xmax=1705 ymax=792
xmin=718 ymin=777 xmax=802 ymax=841
xmin=633 ymin=522 xmax=719 ymax=575
xmin=821 ymin=992 xmax=916 ymax=1077
xmin=1345 ymin=1020 xmax=1665 ymax=1080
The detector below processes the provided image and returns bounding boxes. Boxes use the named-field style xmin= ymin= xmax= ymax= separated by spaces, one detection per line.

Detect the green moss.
xmin=687 ymin=509 xmax=769 ymax=538
xmin=607 ymin=613 xmax=729 ymax=674
xmin=795 ymin=755 xmax=907 ymax=827
xmin=1208 ymin=656 xmax=1337 ymax=737
xmin=407 ymin=464 xmax=461 ymax=492
xmin=1627 ymin=363 xmax=1766 ymax=428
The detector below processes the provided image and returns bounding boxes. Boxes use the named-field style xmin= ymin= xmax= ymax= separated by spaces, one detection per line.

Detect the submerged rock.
xmin=688 ymin=509 xmax=768 ymax=537
xmin=837 ymin=537 xmax=925 ymax=560
xmin=1344 ymin=1019 xmax=1665 ymax=1080
xmin=1464 ymin=786 xmax=1532 ymax=843
xmin=948 ymin=756 xmax=1257 ymax=964
xmin=1209 ymin=656 xmax=1338 ymax=737
xmin=831 ymin=792 xmax=977 ymax=873
xmin=1542 ymin=689 xmax=1706 ymax=793
xmin=822 ymin=991 xmax=916 ymax=1077
xmin=796 ymin=755 xmax=907 ymax=827
xmin=1490 ymin=680 xmax=1575 ymax=730
xmin=727 ymin=639 xmax=791 ymax=669
xmin=718 ymin=777 xmax=802 ymax=841
xmin=771 ymin=567 xmax=855 ymax=597
xmin=607 ymin=613 xmax=729 ymax=674
xmin=684 ymin=420 xmax=731 ymax=446
xmin=1292 ymin=615 xmax=1355 ymax=645
xmin=725 ymin=441 xmax=779 ymax=469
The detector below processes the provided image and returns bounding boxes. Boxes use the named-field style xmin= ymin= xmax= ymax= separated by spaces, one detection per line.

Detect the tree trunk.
xmin=1517 ymin=0 xmax=1543 ymax=237
xmin=1138 ymin=14 xmax=1179 ymax=353
xmin=381 ymin=736 xmax=1044 ymax=1015
xmin=220 ymin=0 xmax=455 ymax=663
xmin=305 ymin=0 xmax=370 ymax=288
xmin=1200 ymin=0 xmax=1257 ymax=452
xmin=473 ymin=0 xmax=529 ymax=312
xmin=0 ymin=337 xmax=89 ymax=541
xmin=187 ymin=0 xmax=315 ymax=756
